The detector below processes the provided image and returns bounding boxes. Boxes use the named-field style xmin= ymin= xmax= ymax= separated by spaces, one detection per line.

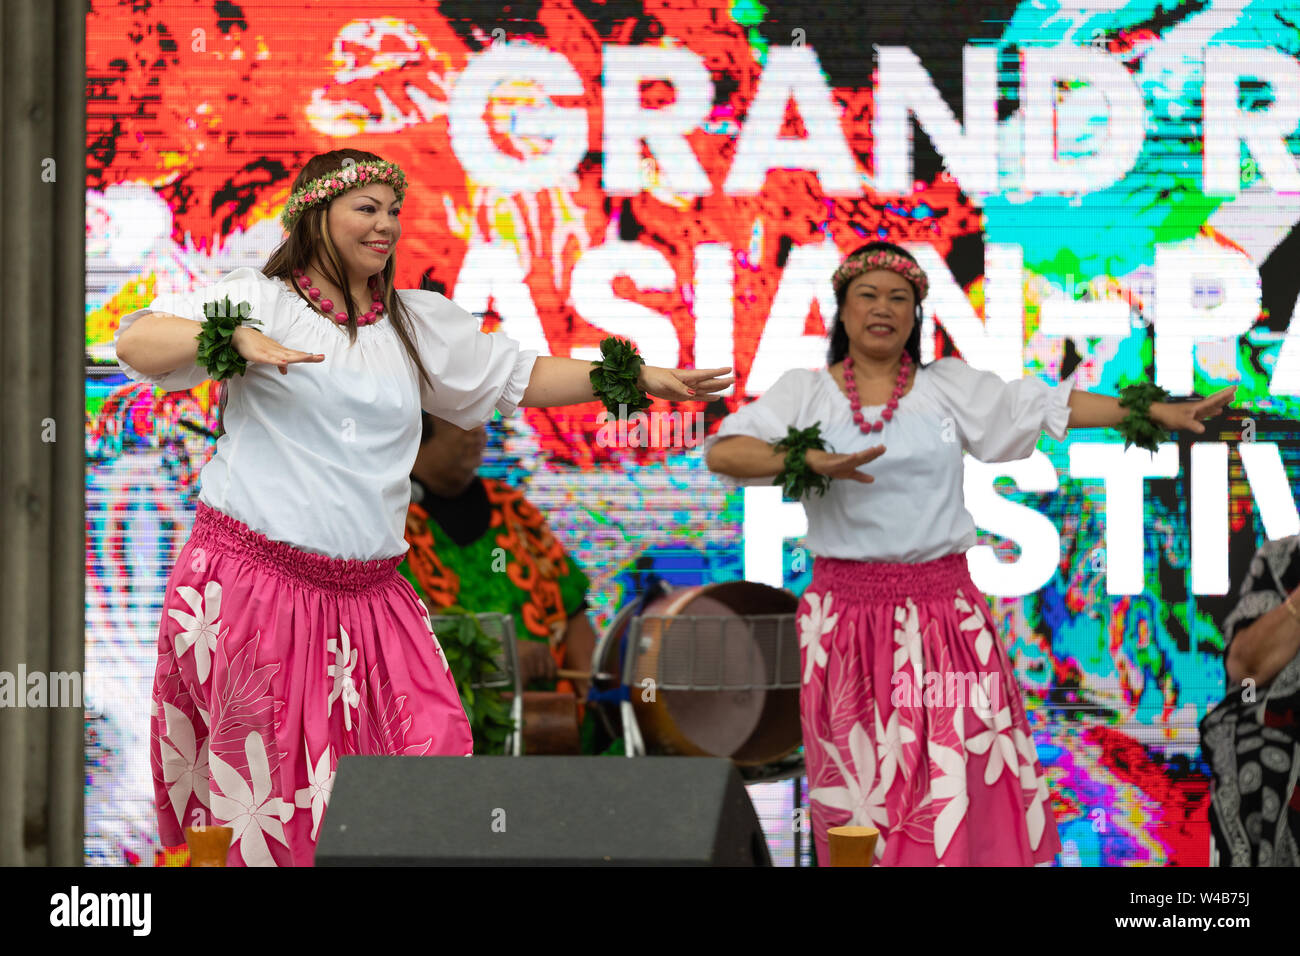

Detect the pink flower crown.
xmin=280 ymin=160 xmax=409 ymax=231
xmin=831 ymin=249 xmax=929 ymax=301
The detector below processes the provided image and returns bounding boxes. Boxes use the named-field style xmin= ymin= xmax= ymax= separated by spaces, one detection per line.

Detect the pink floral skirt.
xmin=799 ymin=553 xmax=1060 ymax=866
xmin=150 ymin=502 xmax=472 ymax=866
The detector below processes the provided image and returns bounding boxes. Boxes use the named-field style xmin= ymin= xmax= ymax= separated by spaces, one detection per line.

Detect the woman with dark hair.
xmin=114 ymin=149 xmax=731 ymax=866
xmin=705 ymin=240 xmax=1233 ymax=866
xmin=825 ymin=242 xmax=925 ymax=370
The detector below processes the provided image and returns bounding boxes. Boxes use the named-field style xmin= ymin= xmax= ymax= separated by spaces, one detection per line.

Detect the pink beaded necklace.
xmin=292 ymin=268 xmax=386 ymax=326
xmin=842 ymin=352 xmax=912 ymax=434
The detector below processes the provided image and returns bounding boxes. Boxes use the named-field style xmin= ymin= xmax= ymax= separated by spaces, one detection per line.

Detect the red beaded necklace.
xmin=293 ymin=268 xmax=386 ymax=326
xmin=843 ymin=352 xmax=912 ymax=434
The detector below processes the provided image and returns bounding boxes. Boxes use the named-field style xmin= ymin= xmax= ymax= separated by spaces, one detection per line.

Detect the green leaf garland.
xmin=1116 ymin=381 xmax=1172 ymax=453
xmin=196 ymin=296 xmax=262 ymax=381
xmin=589 ymin=336 xmax=650 ymax=415
xmin=773 ymin=423 xmax=831 ymax=500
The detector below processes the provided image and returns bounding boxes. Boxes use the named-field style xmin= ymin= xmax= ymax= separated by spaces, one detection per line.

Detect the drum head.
xmin=649 ymin=594 xmax=766 ymax=758
xmin=598 ymin=581 xmax=802 ymax=766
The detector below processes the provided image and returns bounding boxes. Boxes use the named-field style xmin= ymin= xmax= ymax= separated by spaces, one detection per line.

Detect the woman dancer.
xmin=114 ymin=149 xmax=731 ymax=866
xmin=705 ymin=241 xmax=1233 ymax=866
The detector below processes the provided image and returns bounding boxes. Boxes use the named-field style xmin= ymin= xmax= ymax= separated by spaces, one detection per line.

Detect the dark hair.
xmin=419 ymin=412 xmax=436 ymax=446
xmin=827 ymin=241 xmax=925 ymax=368
xmin=218 ymin=148 xmax=438 ymax=424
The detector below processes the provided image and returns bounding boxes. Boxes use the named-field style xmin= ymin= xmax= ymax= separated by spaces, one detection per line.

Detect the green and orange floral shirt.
xmin=398 ymin=476 xmax=589 ymax=648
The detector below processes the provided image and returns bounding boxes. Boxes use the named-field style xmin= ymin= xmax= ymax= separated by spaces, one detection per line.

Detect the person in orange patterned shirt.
xmin=399 ymin=413 xmax=596 ymax=701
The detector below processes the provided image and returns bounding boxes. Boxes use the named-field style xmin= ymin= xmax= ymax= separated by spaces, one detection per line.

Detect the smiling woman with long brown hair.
xmin=114 ymin=148 xmax=732 ymax=866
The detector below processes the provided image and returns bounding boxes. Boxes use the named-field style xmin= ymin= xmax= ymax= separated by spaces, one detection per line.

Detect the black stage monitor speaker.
xmin=314 ymin=756 xmax=773 ymax=866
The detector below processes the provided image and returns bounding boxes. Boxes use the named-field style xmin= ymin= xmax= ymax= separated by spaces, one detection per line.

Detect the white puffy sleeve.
xmin=702 ymin=369 xmax=814 ymax=488
xmin=398 ymin=288 xmax=539 ymax=428
xmin=925 ymin=357 xmax=1075 ymax=462
xmin=113 ymin=267 xmax=268 ymax=392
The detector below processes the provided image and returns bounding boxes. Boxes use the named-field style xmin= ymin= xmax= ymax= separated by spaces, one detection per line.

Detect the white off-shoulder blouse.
xmin=702 ymin=358 xmax=1076 ymax=563
xmin=114 ymin=267 xmax=538 ymax=561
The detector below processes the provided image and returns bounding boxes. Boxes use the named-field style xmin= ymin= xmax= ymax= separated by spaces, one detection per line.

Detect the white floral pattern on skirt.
xmin=800 ymin=554 xmax=1059 ymax=866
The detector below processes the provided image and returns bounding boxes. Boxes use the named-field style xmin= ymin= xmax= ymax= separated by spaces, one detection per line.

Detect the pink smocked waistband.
xmin=189 ymin=502 xmax=403 ymax=593
xmin=811 ymin=552 xmax=973 ymax=602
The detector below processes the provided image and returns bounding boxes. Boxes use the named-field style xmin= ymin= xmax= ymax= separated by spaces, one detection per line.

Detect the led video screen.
xmin=86 ymin=0 xmax=1300 ymax=865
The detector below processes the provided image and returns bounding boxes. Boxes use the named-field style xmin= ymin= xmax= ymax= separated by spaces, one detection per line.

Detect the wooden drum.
xmin=604 ymin=581 xmax=801 ymax=766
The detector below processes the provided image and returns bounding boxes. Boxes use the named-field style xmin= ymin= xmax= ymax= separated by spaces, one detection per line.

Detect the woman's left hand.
xmin=1152 ymin=386 xmax=1237 ymax=434
xmin=638 ymin=366 xmax=734 ymax=402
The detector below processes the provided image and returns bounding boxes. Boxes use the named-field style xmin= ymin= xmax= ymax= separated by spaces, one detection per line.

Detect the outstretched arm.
xmin=1066 ymin=386 xmax=1235 ymax=433
xmin=519 ymin=356 xmax=733 ymax=408
xmin=706 ymin=435 xmax=886 ymax=483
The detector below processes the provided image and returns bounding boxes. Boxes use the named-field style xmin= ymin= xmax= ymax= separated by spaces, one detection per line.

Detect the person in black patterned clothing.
xmin=1201 ymin=536 xmax=1300 ymax=866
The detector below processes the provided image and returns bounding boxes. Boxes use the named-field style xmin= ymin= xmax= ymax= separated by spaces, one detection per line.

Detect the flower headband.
xmin=831 ymin=248 xmax=929 ymax=301
xmin=279 ymin=160 xmax=409 ymax=231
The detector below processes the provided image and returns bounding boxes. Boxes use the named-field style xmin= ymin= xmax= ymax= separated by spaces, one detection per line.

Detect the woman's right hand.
xmin=807 ymin=445 xmax=886 ymax=484
xmin=231 ymin=326 xmax=325 ymax=376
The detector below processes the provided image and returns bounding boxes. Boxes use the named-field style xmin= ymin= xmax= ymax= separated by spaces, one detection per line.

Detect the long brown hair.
xmin=217 ymin=148 xmax=437 ymax=431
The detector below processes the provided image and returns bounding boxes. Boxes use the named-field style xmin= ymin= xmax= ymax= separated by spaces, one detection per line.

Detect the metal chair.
xmin=428 ymin=612 xmax=524 ymax=757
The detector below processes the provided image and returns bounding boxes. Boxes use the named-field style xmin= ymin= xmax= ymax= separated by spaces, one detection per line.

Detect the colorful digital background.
xmin=85 ymin=0 xmax=1300 ymax=866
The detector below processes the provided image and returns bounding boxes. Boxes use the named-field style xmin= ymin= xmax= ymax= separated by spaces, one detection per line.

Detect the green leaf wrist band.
xmin=1116 ymin=381 xmax=1171 ymax=453
xmin=589 ymin=336 xmax=650 ymax=415
xmin=197 ymin=296 xmax=262 ymax=382
xmin=773 ymin=423 xmax=831 ymax=500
